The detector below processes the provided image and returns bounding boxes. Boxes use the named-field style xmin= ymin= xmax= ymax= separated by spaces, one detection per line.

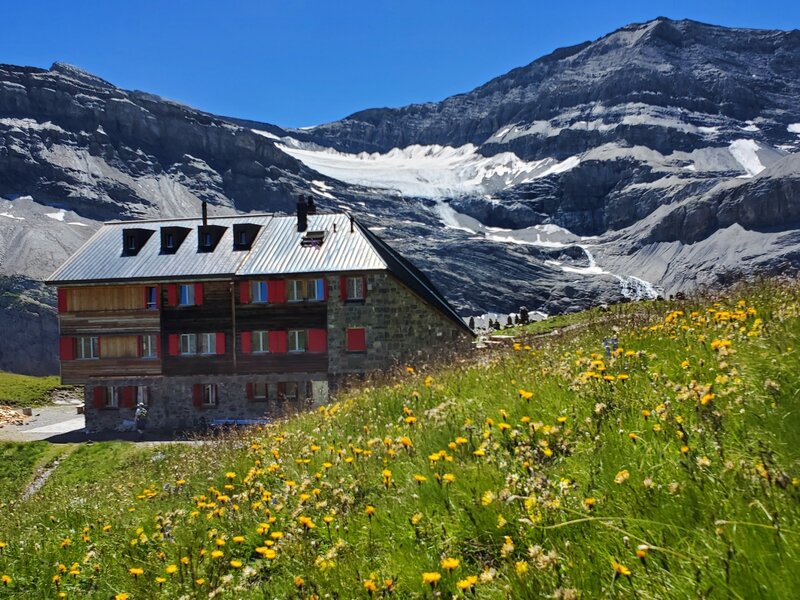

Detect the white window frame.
xmin=180 ymin=333 xmax=197 ymax=355
xmin=107 ymin=386 xmax=120 ymax=408
xmin=346 ymin=276 xmax=365 ymax=300
xmin=306 ymin=278 xmax=325 ymax=302
xmin=166 ymin=233 xmax=175 ymax=249
xmin=179 ymin=284 xmax=195 ymax=306
xmin=287 ymin=279 xmax=305 ymax=303
xmin=252 ymin=330 xmax=269 ymax=353
xmin=199 ymin=333 xmax=217 ymax=355
xmin=141 ymin=334 xmax=158 ymax=359
xmin=136 ymin=386 xmax=150 ymax=406
xmin=146 ymin=286 xmax=158 ymax=310
xmin=76 ymin=336 xmax=99 ymax=360
xmin=251 ymin=281 xmax=268 ymax=304
xmin=202 ymin=384 xmax=218 ymax=407
xmin=288 ymin=329 xmax=306 ymax=353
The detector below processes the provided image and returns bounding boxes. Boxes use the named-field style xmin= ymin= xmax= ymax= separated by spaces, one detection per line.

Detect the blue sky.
xmin=4 ymin=1 xmax=800 ymax=128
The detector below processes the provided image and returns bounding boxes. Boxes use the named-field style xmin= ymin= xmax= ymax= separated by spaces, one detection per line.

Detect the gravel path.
xmin=0 ymin=405 xmax=85 ymax=442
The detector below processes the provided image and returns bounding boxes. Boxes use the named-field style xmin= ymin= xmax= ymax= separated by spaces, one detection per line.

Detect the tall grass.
xmin=1 ymin=280 xmax=799 ymax=598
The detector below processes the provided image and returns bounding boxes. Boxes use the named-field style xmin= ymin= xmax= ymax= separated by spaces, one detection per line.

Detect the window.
xmin=108 ymin=386 xmax=120 ymax=409
xmin=288 ymin=329 xmax=306 ymax=353
xmin=180 ymin=333 xmax=197 ymax=355
xmin=238 ymin=230 xmax=247 ymax=246
xmin=199 ymin=333 xmax=217 ymax=355
xmin=166 ymin=233 xmax=175 ymax=249
xmin=306 ymin=278 xmax=325 ymax=302
xmin=346 ymin=276 xmax=366 ymax=300
xmin=126 ymin=235 xmax=136 ymax=251
xmin=136 ymin=386 xmax=150 ymax=406
xmin=283 ymin=381 xmax=299 ymax=401
xmin=253 ymin=382 xmax=268 ymax=400
xmin=76 ymin=336 xmax=99 ymax=360
xmin=251 ymin=281 xmax=268 ymax=303
xmin=179 ymin=284 xmax=195 ymax=306
xmin=346 ymin=328 xmax=367 ymax=353
xmin=141 ymin=334 xmax=158 ymax=358
xmin=287 ymin=279 xmax=306 ymax=303
xmin=202 ymin=384 xmax=218 ymax=407
xmin=203 ymin=232 xmax=213 ymax=248
xmin=146 ymin=286 xmax=158 ymax=310
xmin=252 ymin=330 xmax=269 ymax=353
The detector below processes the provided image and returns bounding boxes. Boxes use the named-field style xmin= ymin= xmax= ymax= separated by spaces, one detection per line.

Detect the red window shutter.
xmin=239 ymin=281 xmax=250 ymax=304
xmin=59 ymin=337 xmax=74 ymax=361
xmin=166 ymin=284 xmax=178 ymax=307
xmin=121 ymin=386 xmax=136 ymax=408
xmin=340 ymin=276 xmax=348 ymax=301
xmin=168 ymin=334 xmax=179 ymax=356
xmin=308 ymin=329 xmax=327 ymax=353
xmin=57 ymin=288 xmax=68 ymax=312
xmin=194 ymin=283 xmax=204 ymax=305
xmin=268 ymin=279 xmax=285 ymax=303
xmin=347 ymin=328 xmax=367 ymax=352
xmin=156 ymin=336 xmax=161 ymax=358
xmin=269 ymin=330 xmax=287 ymax=353
xmin=241 ymin=331 xmax=252 ymax=354
xmin=361 ymin=277 xmax=367 ymax=299
xmin=192 ymin=384 xmax=203 ymax=408
xmin=246 ymin=383 xmax=254 ymax=401
xmin=92 ymin=387 xmax=106 ymax=409
xmin=216 ymin=332 xmax=226 ymax=355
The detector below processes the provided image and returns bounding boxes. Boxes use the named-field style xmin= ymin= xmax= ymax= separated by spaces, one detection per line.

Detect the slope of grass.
xmin=1 ymin=280 xmax=800 ymax=598
xmin=0 ymin=372 xmax=65 ymax=407
xmin=0 ymin=442 xmax=64 ymax=505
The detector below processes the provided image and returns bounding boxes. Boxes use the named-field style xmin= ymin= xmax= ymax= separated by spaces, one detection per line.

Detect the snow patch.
xmin=788 ymin=123 xmax=800 ymax=135
xmin=251 ymin=129 xmax=281 ymax=140
xmin=45 ymin=210 xmax=66 ymax=222
xmin=0 ymin=212 xmax=24 ymax=220
xmin=279 ymin=140 xmax=580 ymax=199
xmin=67 ymin=222 xmax=89 ymax=227
xmin=728 ymin=139 xmax=766 ymax=177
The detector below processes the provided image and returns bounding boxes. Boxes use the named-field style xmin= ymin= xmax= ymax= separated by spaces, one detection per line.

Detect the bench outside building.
xmin=46 ymin=200 xmax=474 ymax=432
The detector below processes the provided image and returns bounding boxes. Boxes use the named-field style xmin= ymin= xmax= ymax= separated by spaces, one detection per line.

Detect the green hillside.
xmin=1 ymin=280 xmax=799 ymax=598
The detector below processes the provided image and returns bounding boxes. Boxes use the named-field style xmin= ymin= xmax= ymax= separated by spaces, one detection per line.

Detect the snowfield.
xmin=278 ymin=139 xmax=580 ymax=198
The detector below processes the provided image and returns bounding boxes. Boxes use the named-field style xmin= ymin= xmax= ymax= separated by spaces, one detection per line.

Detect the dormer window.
xmin=197 ymin=225 xmax=226 ymax=253
xmin=232 ymin=223 xmax=261 ymax=251
xmin=203 ymin=232 xmax=212 ymax=248
xmin=121 ymin=228 xmax=154 ymax=257
xmin=160 ymin=226 xmax=190 ymax=254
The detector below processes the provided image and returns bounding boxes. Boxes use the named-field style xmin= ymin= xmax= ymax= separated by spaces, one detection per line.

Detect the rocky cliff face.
xmin=2 ymin=17 xmax=800 ymax=375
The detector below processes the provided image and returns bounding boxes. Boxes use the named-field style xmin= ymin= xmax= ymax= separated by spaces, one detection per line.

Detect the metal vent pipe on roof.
xmin=201 ymin=201 xmax=208 ymax=226
xmin=297 ymin=196 xmax=308 ymax=233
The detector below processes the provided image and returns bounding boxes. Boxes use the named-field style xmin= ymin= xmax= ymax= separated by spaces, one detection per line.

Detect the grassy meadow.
xmin=0 ymin=372 xmax=66 ymax=407
xmin=1 ymin=280 xmax=800 ymax=598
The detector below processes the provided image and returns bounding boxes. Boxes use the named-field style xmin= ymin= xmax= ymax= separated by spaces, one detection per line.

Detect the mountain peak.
xmin=49 ymin=62 xmax=115 ymax=89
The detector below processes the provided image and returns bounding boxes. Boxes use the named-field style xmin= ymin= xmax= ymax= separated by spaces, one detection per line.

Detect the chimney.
xmin=201 ymin=201 xmax=208 ymax=226
xmin=350 ymin=214 xmax=355 ymax=233
xmin=296 ymin=196 xmax=308 ymax=232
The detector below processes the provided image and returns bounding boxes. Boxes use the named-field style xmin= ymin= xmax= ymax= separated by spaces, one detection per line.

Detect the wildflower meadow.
xmin=1 ymin=280 xmax=799 ymax=598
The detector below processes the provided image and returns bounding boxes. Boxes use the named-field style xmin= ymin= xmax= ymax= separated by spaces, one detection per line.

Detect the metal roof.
xmin=47 ymin=213 xmax=387 ymax=284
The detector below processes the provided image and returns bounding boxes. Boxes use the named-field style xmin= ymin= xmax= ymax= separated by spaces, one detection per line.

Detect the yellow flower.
xmin=481 ymin=490 xmax=495 ymax=506
xmin=155 ymin=576 xmax=167 ymax=585
xmin=230 ymin=560 xmax=242 ymax=568
xmin=294 ymin=575 xmax=305 ymax=588
xmin=424 ymin=375 xmax=434 ymax=387
xmin=115 ymin=594 xmax=129 ymax=600
xmin=232 ymin=535 xmax=245 ymax=544
xmin=363 ymin=579 xmax=378 ymax=593
xmin=1 ymin=575 xmax=11 ymax=586
xmin=166 ymin=564 xmax=178 ymax=575
xmin=225 ymin=471 xmax=237 ymax=479
xmin=323 ymin=515 xmax=334 ymax=524
xmin=443 ymin=473 xmax=456 ymax=483
xmin=406 ymin=366 xmax=415 ymax=374
xmin=614 ymin=470 xmax=630 ymax=484
xmin=457 ymin=575 xmax=478 ymax=590
xmin=256 ymin=547 xmax=277 ymax=559
xmin=128 ymin=567 xmax=144 ymax=577
xmin=422 ymin=572 xmax=442 ymax=586
xmin=441 ymin=557 xmax=460 ymax=571
xmin=180 ymin=556 xmax=190 ymax=565
xmin=518 ymin=389 xmax=534 ymax=400
xmin=556 ymin=416 xmax=568 ymax=424
xmin=700 ymin=393 xmax=715 ymax=405
xmin=211 ymin=550 xmax=224 ymax=560
xmin=583 ymin=497 xmax=597 ymax=508
xmin=298 ymin=515 xmax=316 ymax=529
xmin=612 ymin=560 xmax=631 ymax=577
xmin=515 ymin=561 xmax=529 ymax=575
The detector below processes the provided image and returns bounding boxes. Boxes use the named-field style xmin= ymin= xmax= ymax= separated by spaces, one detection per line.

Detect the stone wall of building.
xmin=326 ymin=272 xmax=473 ymax=377
xmin=85 ymin=372 xmax=328 ymax=432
